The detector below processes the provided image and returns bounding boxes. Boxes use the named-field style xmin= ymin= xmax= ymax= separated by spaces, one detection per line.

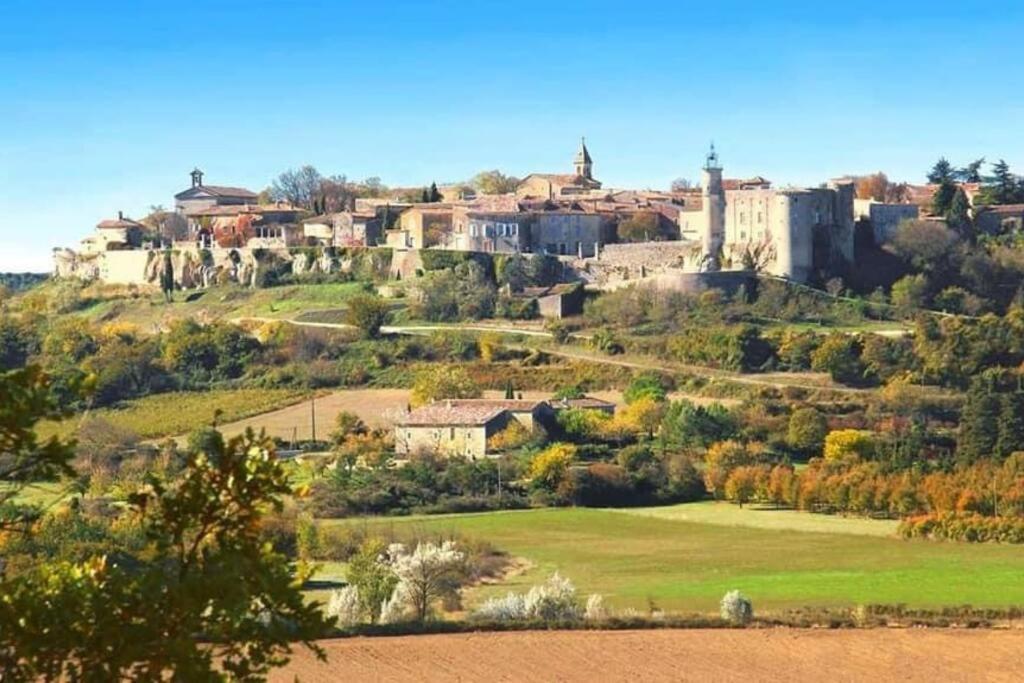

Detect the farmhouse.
xmin=394 ymin=401 xmax=511 ymax=459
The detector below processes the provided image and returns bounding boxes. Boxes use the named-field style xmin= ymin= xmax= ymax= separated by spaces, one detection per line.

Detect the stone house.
xmin=532 ymin=210 xmax=605 ymax=257
xmin=80 ymin=213 xmax=146 ymax=254
xmin=449 ymin=206 xmax=531 ymax=253
xmin=388 ymin=205 xmax=453 ymax=249
xmin=394 ymin=398 xmax=551 ymax=459
xmin=394 ymin=402 xmax=511 ymax=459
xmin=523 ymin=283 xmax=585 ymax=319
xmin=173 ymin=168 xmax=259 ymax=214
xmin=854 ymin=199 xmax=919 ymax=244
xmin=184 ymin=203 xmax=305 ymax=248
xmin=974 ymin=204 xmax=1024 ymax=235
xmin=302 ymin=212 xmax=383 ymax=247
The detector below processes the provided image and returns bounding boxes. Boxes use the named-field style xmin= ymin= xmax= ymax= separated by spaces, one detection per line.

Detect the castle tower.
xmin=574 ymin=137 xmax=593 ymax=180
xmin=700 ymin=143 xmax=725 ymax=269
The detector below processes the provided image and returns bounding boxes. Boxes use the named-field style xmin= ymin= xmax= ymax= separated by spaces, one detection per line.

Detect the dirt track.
xmin=272 ymin=628 xmax=1024 ymax=682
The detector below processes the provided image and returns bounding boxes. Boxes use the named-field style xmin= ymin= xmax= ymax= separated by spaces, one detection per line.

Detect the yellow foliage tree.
xmin=823 ymin=429 xmax=876 ymax=461
xmin=486 ymin=419 xmax=531 ymax=452
xmin=528 ymin=443 xmax=577 ymax=490
xmin=409 ymin=366 xmax=481 ymax=408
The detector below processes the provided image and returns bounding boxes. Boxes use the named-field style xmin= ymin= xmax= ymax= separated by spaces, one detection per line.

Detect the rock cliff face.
xmin=51 ymin=246 xmax=384 ymax=289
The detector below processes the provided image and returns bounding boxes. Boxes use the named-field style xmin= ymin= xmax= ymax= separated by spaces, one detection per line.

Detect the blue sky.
xmin=2 ymin=0 xmax=1023 ymax=271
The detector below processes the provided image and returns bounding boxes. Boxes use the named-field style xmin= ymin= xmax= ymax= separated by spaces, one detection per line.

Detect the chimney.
xmin=118 ymin=210 xmax=123 ymax=220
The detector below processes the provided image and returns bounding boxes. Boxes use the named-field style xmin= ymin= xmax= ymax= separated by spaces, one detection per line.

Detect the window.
xmin=511 ymin=223 xmax=518 ymax=236
xmin=757 ymin=212 xmax=763 ymax=223
xmin=739 ymin=212 xmax=746 ymax=225
xmin=449 ymin=428 xmax=455 ymax=439
xmin=469 ymin=223 xmax=478 ymax=237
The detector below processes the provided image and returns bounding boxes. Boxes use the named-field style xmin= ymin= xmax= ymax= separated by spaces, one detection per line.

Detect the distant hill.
xmin=0 ymin=272 xmax=49 ymax=292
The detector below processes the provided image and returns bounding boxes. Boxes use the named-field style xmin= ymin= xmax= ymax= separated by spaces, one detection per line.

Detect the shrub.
xmin=720 ymin=590 xmax=753 ymax=625
xmin=326 ymin=586 xmax=362 ymax=627
xmin=345 ymin=294 xmax=390 ymax=339
xmin=474 ymin=573 xmax=582 ymax=622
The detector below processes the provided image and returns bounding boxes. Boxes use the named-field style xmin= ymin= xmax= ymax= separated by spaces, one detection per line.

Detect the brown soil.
xmin=272 ymin=628 xmax=1024 ymax=682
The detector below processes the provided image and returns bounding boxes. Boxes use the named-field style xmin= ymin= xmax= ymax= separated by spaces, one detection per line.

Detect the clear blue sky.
xmin=2 ymin=0 xmax=1023 ymax=271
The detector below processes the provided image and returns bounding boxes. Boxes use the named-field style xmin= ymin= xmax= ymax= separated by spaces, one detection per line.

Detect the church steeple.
xmin=190 ymin=167 xmax=204 ymax=188
xmin=573 ymin=137 xmax=593 ymax=179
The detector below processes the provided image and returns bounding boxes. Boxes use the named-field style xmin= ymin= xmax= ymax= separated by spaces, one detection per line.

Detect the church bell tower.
xmin=573 ymin=137 xmax=593 ymax=180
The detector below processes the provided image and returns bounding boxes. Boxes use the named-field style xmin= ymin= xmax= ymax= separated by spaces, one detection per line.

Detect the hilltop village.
xmin=56 ymin=140 xmax=988 ymax=296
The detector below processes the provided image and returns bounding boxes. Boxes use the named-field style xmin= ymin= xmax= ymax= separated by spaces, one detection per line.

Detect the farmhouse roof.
xmin=397 ymin=402 xmax=508 ymax=427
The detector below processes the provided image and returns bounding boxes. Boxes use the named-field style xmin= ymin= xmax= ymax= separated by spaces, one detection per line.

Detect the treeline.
xmin=0 ymin=272 xmax=48 ymax=293
xmin=717 ymin=454 xmax=1024 ymax=520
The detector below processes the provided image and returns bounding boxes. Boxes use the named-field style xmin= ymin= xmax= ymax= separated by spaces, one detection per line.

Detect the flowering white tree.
xmin=720 ymin=590 xmax=753 ymax=625
xmin=474 ymin=573 xmax=587 ymax=622
xmin=384 ymin=541 xmax=465 ymax=622
xmin=326 ymin=585 xmax=362 ymax=628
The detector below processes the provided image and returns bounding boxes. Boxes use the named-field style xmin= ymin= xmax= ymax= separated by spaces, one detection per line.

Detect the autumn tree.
xmin=409 ymin=366 xmax=481 ymax=407
xmin=855 ymin=172 xmax=890 ymax=202
xmin=528 ymin=443 xmax=577 ymax=492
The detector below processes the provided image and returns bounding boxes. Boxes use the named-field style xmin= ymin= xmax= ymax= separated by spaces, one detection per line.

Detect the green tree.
xmin=345 ymin=293 xmax=390 ymax=339
xmin=160 ymin=250 xmax=175 ymax=303
xmin=927 ymin=157 xmax=954 ymax=184
xmin=931 ymin=179 xmax=957 ymax=218
xmin=891 ymin=274 xmax=930 ymax=314
xmin=981 ymin=159 xmax=1021 ymax=205
xmin=957 ymin=376 xmax=1001 ymax=463
xmin=0 ymin=366 xmax=77 ymax=532
xmin=0 ymin=374 xmax=332 ymax=679
xmin=996 ymin=391 xmax=1024 ymax=459
xmin=623 ymin=372 xmax=669 ymax=404
xmin=947 ymin=187 xmax=973 ymax=239
xmin=786 ymin=407 xmax=828 ymax=455
xmin=616 ymin=213 xmax=663 ymax=242
xmin=346 ymin=539 xmax=399 ymax=623
xmin=957 ymin=157 xmax=985 ymax=183
xmin=470 ymin=170 xmax=520 ymax=195
xmin=810 ymin=334 xmax=866 ymax=386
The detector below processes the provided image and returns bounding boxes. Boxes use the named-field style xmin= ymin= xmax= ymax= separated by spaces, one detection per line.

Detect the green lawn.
xmin=619 ymin=501 xmax=899 ymax=537
xmin=37 ymin=388 xmax=312 ymax=441
xmin=320 ymin=507 xmax=1024 ymax=613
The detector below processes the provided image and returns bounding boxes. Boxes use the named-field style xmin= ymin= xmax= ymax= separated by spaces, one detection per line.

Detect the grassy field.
xmin=37 ymin=388 xmax=313 ymax=441
xmin=321 ymin=507 xmax=1024 ymax=613
xmin=72 ymin=282 xmax=376 ymax=327
xmin=619 ymin=501 xmax=899 ymax=537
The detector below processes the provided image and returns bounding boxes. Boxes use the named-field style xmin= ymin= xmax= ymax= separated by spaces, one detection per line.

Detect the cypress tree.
xmin=957 ymin=378 xmax=1001 ymax=463
xmin=161 ymin=250 xmax=174 ymax=303
xmin=504 ymin=380 xmax=515 ymax=400
xmin=996 ymin=391 xmax=1024 ymax=458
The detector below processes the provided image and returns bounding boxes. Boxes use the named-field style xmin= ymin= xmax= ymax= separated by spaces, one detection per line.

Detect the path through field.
xmin=272 ymin=628 xmax=1024 ymax=682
